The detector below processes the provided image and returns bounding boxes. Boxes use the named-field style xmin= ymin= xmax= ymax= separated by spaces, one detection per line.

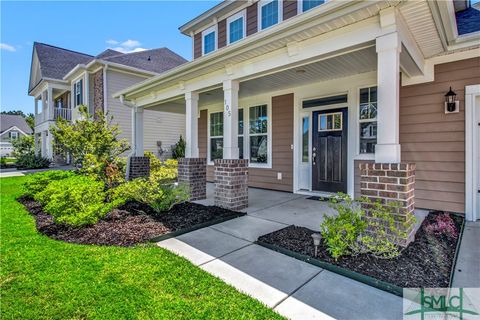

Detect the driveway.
xmin=158 ymin=184 xmax=404 ymax=320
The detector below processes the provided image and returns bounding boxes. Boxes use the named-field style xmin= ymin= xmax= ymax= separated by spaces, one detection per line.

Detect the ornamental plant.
xmin=172 ymin=135 xmax=186 ymax=159
xmin=23 ymin=170 xmax=76 ymax=197
xmin=425 ymin=213 xmax=458 ymax=238
xmin=12 ymin=135 xmax=51 ymax=170
xmin=51 ymin=106 xmax=129 ymax=187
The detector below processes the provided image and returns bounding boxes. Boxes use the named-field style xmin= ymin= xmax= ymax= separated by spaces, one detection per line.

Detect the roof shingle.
xmin=0 ymin=115 xmax=33 ymax=135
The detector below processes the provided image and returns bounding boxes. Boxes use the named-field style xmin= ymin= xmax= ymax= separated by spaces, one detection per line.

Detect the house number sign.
xmin=224 ymin=100 xmax=231 ymax=117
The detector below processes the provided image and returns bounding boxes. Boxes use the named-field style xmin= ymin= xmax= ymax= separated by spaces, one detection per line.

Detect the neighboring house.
xmin=116 ymin=0 xmax=480 ymax=222
xmin=0 ymin=115 xmax=33 ymax=157
xmin=28 ymin=42 xmax=187 ymax=163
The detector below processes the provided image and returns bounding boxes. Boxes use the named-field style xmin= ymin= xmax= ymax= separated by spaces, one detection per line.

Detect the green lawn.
xmin=0 ymin=176 xmax=283 ymax=319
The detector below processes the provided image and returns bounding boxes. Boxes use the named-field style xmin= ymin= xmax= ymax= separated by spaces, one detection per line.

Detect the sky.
xmin=0 ymin=0 xmax=220 ymax=115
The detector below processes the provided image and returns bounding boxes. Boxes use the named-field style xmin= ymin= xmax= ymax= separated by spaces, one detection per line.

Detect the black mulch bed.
xmin=18 ymin=196 xmax=242 ymax=247
xmin=258 ymin=212 xmax=464 ymax=288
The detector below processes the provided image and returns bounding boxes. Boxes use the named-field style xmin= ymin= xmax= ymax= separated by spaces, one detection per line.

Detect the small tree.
xmin=11 ymin=135 xmax=34 ymax=158
xmin=12 ymin=135 xmax=50 ymax=169
xmin=51 ymin=106 xmax=130 ymax=187
xmin=172 ymin=135 xmax=186 ymax=159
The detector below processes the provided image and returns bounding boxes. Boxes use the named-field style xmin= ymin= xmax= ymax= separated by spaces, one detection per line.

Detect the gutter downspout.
xmin=120 ymin=94 xmax=136 ymax=180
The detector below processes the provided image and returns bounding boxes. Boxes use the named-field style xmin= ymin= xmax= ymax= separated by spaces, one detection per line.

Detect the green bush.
xmin=35 ymin=175 xmax=118 ymax=227
xmin=15 ymin=153 xmax=51 ymax=170
xmin=172 ymin=135 xmax=186 ymax=159
xmin=23 ymin=170 xmax=76 ymax=197
xmin=320 ymin=193 xmax=415 ymax=260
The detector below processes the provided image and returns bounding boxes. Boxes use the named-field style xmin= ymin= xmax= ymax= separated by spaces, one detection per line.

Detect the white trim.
xmin=465 ymin=84 xmax=480 ymax=221
xmin=202 ymin=25 xmax=218 ymax=56
xmin=356 ymin=84 xmax=378 ymax=157
xmin=0 ymin=126 xmax=29 ymax=138
xmin=226 ymin=9 xmax=247 ymax=45
xmin=257 ymin=0 xmax=283 ymax=32
xmin=247 ymin=103 xmax=272 ymax=168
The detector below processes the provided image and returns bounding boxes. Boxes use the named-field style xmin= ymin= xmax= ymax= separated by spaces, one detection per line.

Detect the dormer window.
xmin=227 ymin=10 xmax=246 ymax=45
xmin=202 ymin=25 xmax=217 ymax=55
xmin=259 ymin=0 xmax=282 ymax=31
xmin=299 ymin=0 xmax=325 ymax=13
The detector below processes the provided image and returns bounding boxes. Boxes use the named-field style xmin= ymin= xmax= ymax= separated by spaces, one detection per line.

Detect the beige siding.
xmin=106 ymin=69 xmax=185 ymax=156
xmin=199 ymin=93 xmax=294 ymax=192
xmin=399 ymin=57 xmax=480 ymax=213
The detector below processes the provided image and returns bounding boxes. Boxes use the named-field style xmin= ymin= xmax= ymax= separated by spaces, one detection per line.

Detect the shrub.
xmin=425 ymin=213 xmax=458 ymax=238
xmin=172 ymin=135 xmax=186 ymax=159
xmin=145 ymin=151 xmax=163 ymax=172
xmin=320 ymin=193 xmax=416 ymax=260
xmin=23 ymin=170 xmax=76 ymax=197
xmin=11 ymin=135 xmax=34 ymax=158
xmin=35 ymin=175 xmax=118 ymax=227
xmin=16 ymin=153 xmax=51 ymax=170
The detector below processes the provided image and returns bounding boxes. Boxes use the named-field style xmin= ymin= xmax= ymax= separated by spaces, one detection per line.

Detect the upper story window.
xmin=259 ymin=0 xmax=282 ymax=31
xmin=227 ymin=10 xmax=246 ymax=45
xmin=74 ymin=79 xmax=83 ymax=106
xmin=9 ymin=131 xmax=18 ymax=140
xmin=358 ymin=86 xmax=377 ymax=154
xmin=202 ymin=25 xmax=217 ymax=55
xmin=300 ymin=0 xmax=325 ymax=13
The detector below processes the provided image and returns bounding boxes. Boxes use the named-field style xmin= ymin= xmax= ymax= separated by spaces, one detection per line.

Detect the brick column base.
xmin=128 ymin=156 xmax=150 ymax=180
xmin=359 ymin=163 xmax=416 ymax=247
xmin=178 ymin=158 xmax=207 ymax=201
xmin=214 ymin=159 xmax=248 ymax=211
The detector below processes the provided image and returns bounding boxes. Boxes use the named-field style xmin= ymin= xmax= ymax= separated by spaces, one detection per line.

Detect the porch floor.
xmin=158 ymin=184 xmax=404 ymax=319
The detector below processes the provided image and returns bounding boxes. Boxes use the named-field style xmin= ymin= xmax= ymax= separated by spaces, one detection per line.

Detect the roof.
xmin=102 ymin=48 xmax=188 ymax=74
xmin=0 ymin=115 xmax=33 ymax=135
xmin=96 ymin=49 xmax=124 ymax=59
xmin=456 ymin=6 xmax=480 ymax=35
xmin=34 ymin=42 xmax=93 ymax=80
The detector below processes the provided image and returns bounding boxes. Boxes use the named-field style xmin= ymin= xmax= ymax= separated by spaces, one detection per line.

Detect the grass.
xmin=0 ymin=176 xmax=283 ymax=319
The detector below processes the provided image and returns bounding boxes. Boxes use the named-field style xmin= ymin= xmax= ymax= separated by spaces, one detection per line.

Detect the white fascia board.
xmin=0 ymin=126 xmax=29 ymax=137
xmin=133 ymin=18 xmax=382 ymax=108
xmin=63 ymin=64 xmax=87 ymax=81
xmin=114 ymin=0 xmax=383 ymax=100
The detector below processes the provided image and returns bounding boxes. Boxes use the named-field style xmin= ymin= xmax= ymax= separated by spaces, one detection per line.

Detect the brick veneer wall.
xmin=359 ymin=162 xmax=416 ymax=246
xmin=214 ymin=159 xmax=249 ymax=211
xmin=178 ymin=158 xmax=207 ymax=201
xmin=93 ymin=70 xmax=104 ymax=116
xmin=128 ymin=156 xmax=150 ymax=180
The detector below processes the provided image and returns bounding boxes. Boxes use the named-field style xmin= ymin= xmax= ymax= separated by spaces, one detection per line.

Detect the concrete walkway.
xmin=452 ymin=221 xmax=480 ymax=288
xmin=158 ymin=184 xmax=404 ymax=319
xmin=0 ymin=165 xmax=73 ymax=178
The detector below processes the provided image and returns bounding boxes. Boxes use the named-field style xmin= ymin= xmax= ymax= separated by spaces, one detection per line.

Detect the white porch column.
xmin=46 ymin=131 xmax=53 ymax=159
xmin=131 ymin=107 xmax=144 ymax=157
xmin=47 ymin=86 xmax=53 ymax=121
xmin=375 ymin=32 xmax=402 ymax=163
xmin=41 ymin=131 xmax=47 ymax=157
xmin=185 ymin=92 xmax=199 ymax=158
xmin=41 ymin=91 xmax=46 ymax=123
xmin=34 ymin=133 xmax=39 ymax=156
xmin=222 ymin=80 xmax=240 ymax=159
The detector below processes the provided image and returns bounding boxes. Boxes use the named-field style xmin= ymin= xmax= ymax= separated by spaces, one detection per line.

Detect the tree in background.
xmin=1 ymin=110 xmax=35 ymax=130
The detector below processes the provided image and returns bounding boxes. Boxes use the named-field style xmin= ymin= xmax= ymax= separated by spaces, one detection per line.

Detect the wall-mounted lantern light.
xmin=445 ymin=87 xmax=459 ymax=113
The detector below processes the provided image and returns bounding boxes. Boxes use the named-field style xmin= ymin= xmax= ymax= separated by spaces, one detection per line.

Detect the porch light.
xmin=445 ymin=87 xmax=458 ymax=113
xmin=311 ymin=233 xmax=321 ymax=257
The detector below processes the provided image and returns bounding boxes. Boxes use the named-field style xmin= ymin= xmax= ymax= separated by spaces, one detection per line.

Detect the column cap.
xmin=223 ymin=79 xmax=240 ymax=92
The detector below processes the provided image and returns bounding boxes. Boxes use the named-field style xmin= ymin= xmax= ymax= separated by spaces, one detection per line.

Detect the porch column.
xmin=41 ymin=91 xmax=46 ymax=123
xmin=375 ymin=32 xmax=401 ymax=164
xmin=185 ymin=92 xmax=199 ymax=158
xmin=127 ymin=106 xmax=150 ymax=180
xmin=41 ymin=131 xmax=47 ymax=158
xmin=47 ymin=86 xmax=53 ymax=121
xmin=222 ymin=80 xmax=239 ymax=159
xmin=46 ymin=130 xmax=53 ymax=159
xmin=214 ymin=80 xmax=248 ymax=211
xmin=34 ymin=98 xmax=38 ymax=124
xmin=34 ymin=132 xmax=39 ymax=156
xmin=179 ymin=91 xmax=206 ymax=200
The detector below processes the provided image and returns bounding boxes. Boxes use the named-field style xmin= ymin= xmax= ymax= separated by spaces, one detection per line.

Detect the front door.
xmin=312 ymin=108 xmax=348 ymax=193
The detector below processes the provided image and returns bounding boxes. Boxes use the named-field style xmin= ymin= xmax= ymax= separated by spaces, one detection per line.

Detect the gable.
xmin=28 ymin=48 xmax=42 ymax=93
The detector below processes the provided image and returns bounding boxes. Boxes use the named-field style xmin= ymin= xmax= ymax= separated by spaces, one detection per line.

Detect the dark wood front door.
xmin=312 ymin=108 xmax=348 ymax=193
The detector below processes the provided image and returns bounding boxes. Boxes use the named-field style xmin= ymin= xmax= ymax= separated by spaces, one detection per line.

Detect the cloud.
xmin=0 ymin=43 xmax=16 ymax=52
xmin=105 ymin=39 xmax=147 ymax=53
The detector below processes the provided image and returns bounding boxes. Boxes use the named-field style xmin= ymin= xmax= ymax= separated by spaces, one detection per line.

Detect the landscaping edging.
xmin=149 ymin=212 xmax=246 ymax=242
xmin=256 ymin=213 xmax=465 ymax=298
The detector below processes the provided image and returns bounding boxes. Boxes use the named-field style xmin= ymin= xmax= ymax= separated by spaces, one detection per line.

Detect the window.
xmin=318 ymin=112 xmax=342 ymax=132
xmin=56 ymin=98 xmax=63 ymax=109
xmin=9 ymin=131 xmax=18 ymax=140
xmin=359 ymin=86 xmax=377 ymax=154
xmin=259 ymin=0 xmax=281 ymax=31
xmin=74 ymin=79 xmax=83 ymax=106
xmin=302 ymin=116 xmax=309 ymax=162
xmin=249 ymin=105 xmax=268 ymax=164
xmin=209 ymin=109 xmax=244 ymax=162
xmin=227 ymin=11 xmax=246 ymax=44
xmin=301 ymin=0 xmax=325 ymax=12
xmin=202 ymin=26 xmax=217 ymax=55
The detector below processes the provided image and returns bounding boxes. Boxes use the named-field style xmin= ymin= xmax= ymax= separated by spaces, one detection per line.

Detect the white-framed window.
xmin=302 ymin=116 xmax=309 ymax=163
xmin=202 ymin=25 xmax=217 ymax=55
xmin=227 ymin=10 xmax=246 ymax=45
xmin=9 ymin=131 xmax=18 ymax=140
xmin=258 ymin=0 xmax=283 ymax=31
xmin=74 ymin=79 xmax=83 ymax=106
xmin=318 ymin=112 xmax=342 ymax=132
xmin=248 ymin=104 xmax=269 ymax=165
xmin=298 ymin=0 xmax=325 ymax=13
xmin=358 ymin=86 xmax=377 ymax=154
xmin=208 ymin=109 xmax=244 ymax=163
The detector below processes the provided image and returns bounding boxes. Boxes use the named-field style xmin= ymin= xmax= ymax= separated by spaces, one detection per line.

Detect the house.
xmin=28 ymin=42 xmax=187 ymax=163
xmin=0 ymin=115 xmax=33 ymax=157
xmin=114 ymin=0 xmax=480 ymax=226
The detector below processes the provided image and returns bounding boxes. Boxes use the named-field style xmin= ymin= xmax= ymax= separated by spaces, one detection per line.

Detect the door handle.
xmin=312 ymin=152 xmax=317 ymax=165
